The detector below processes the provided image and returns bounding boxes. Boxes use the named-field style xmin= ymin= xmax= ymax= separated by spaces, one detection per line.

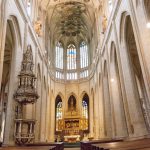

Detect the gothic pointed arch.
xmin=0 ymin=15 xmax=22 ymax=143
xmin=55 ymin=95 xmax=63 ymax=132
xmin=67 ymin=43 xmax=77 ymax=70
xmin=81 ymin=93 xmax=89 ymax=132
xmin=103 ymin=60 xmax=112 ymax=137
xmin=55 ymin=41 xmax=63 ymax=69
xmin=124 ymin=15 xmax=150 ymax=131
xmin=109 ymin=41 xmax=127 ymax=136
xmin=68 ymin=95 xmax=76 ymax=112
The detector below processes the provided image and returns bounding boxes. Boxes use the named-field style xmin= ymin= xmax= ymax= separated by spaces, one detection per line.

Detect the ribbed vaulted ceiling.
xmin=39 ymin=0 xmax=100 ymax=46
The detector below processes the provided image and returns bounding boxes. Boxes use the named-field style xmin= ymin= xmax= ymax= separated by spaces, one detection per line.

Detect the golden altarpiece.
xmin=55 ymin=95 xmax=89 ymax=142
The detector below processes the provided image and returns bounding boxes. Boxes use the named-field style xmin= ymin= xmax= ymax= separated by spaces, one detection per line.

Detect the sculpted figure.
xmin=102 ymin=15 xmax=107 ymax=33
xmin=70 ymin=97 xmax=75 ymax=111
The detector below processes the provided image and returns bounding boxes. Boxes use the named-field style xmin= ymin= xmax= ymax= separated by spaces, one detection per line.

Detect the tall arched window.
xmin=55 ymin=42 xmax=63 ymax=69
xmin=82 ymin=101 xmax=88 ymax=118
xmin=67 ymin=44 xmax=77 ymax=70
xmin=82 ymin=93 xmax=89 ymax=131
xmin=80 ymin=42 xmax=88 ymax=68
xmin=55 ymin=96 xmax=63 ymax=131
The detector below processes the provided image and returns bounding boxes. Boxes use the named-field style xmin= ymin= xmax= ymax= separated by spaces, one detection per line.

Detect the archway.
xmin=55 ymin=95 xmax=63 ymax=133
xmin=125 ymin=16 xmax=150 ymax=131
xmin=0 ymin=20 xmax=15 ymax=142
xmin=68 ymin=95 xmax=76 ymax=112
xmin=110 ymin=42 xmax=127 ymax=137
xmin=81 ymin=93 xmax=89 ymax=132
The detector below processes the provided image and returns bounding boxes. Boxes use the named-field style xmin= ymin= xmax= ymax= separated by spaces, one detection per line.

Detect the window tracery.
xmin=55 ymin=41 xmax=89 ymax=80
xmin=80 ymin=42 xmax=88 ymax=68
xmin=80 ymin=70 xmax=89 ymax=78
xmin=82 ymin=94 xmax=89 ymax=131
xmin=82 ymin=100 xmax=88 ymax=119
xmin=56 ymin=42 xmax=63 ymax=69
xmin=67 ymin=44 xmax=77 ymax=70
xmin=67 ymin=73 xmax=77 ymax=80
xmin=56 ymin=98 xmax=63 ymax=131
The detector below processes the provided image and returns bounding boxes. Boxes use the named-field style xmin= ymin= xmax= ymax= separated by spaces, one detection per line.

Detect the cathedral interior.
xmin=1 ymin=0 xmax=150 ymax=149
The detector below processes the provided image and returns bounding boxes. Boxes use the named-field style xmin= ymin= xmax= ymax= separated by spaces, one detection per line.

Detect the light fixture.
xmin=146 ymin=22 xmax=150 ymax=28
xmin=108 ymin=0 xmax=112 ymax=4
xmin=111 ymin=78 xmax=114 ymax=82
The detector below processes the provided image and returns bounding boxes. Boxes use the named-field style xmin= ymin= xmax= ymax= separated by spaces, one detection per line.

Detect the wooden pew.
xmin=91 ymin=138 xmax=150 ymax=150
xmin=91 ymin=145 xmax=106 ymax=150
xmin=0 ymin=146 xmax=56 ymax=150
xmin=26 ymin=142 xmax=64 ymax=150
xmin=49 ymin=146 xmax=56 ymax=150
xmin=80 ymin=139 xmax=123 ymax=150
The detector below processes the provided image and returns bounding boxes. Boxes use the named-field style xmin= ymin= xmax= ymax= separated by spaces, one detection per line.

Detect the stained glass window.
xmin=56 ymin=101 xmax=62 ymax=120
xmin=80 ymin=42 xmax=88 ymax=68
xmin=55 ymin=41 xmax=90 ymax=80
xmin=82 ymin=94 xmax=89 ymax=131
xmin=56 ymin=100 xmax=62 ymax=131
xmin=67 ymin=44 xmax=77 ymax=70
xmin=56 ymin=42 xmax=63 ymax=69
xmin=82 ymin=100 xmax=88 ymax=119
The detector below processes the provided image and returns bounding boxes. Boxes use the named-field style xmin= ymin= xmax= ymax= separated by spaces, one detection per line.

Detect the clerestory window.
xmin=67 ymin=44 xmax=77 ymax=70
xmin=55 ymin=42 xmax=63 ymax=69
xmin=80 ymin=41 xmax=88 ymax=68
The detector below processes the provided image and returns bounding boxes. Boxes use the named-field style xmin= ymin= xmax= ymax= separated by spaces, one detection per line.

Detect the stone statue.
xmin=102 ymin=15 xmax=107 ymax=33
xmin=70 ymin=97 xmax=76 ymax=111
xmin=34 ymin=20 xmax=42 ymax=37
xmin=68 ymin=96 xmax=77 ymax=116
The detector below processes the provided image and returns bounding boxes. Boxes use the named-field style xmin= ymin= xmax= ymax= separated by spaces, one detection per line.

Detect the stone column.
xmin=98 ymin=71 xmax=105 ymax=138
xmin=94 ymin=73 xmax=100 ymax=139
xmin=49 ymin=92 xmax=55 ymax=142
xmin=89 ymin=89 xmax=94 ymax=138
xmin=40 ymin=80 xmax=47 ymax=142
xmin=109 ymin=53 xmax=127 ymax=137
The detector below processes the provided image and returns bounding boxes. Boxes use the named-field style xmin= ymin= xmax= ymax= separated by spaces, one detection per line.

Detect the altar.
xmin=55 ymin=95 xmax=89 ymax=142
xmin=64 ymin=135 xmax=80 ymax=143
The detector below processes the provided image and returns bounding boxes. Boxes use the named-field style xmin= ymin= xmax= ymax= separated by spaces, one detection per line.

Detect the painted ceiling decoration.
xmin=39 ymin=0 xmax=101 ymax=46
xmin=55 ymin=2 xmax=87 ymax=37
